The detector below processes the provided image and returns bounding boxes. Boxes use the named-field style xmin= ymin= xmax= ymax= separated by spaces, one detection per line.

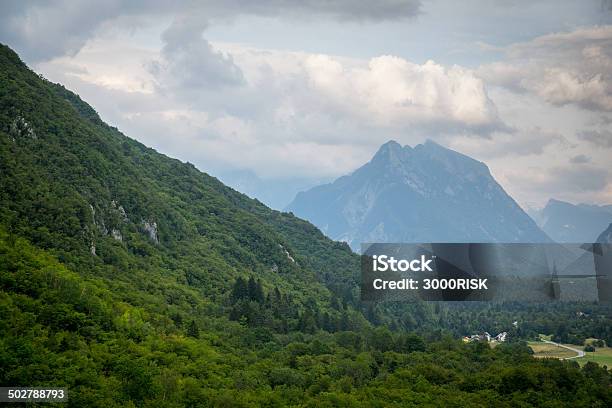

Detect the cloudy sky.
xmin=1 ymin=0 xmax=612 ymax=209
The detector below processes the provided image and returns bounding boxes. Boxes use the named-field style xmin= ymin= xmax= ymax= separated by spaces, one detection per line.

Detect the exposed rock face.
xmin=143 ymin=220 xmax=159 ymax=244
xmin=279 ymin=244 xmax=296 ymax=263
xmin=287 ymin=140 xmax=550 ymax=251
xmin=89 ymin=201 xmax=129 ymax=241
xmin=89 ymin=203 xmax=108 ymax=235
xmin=9 ymin=115 xmax=36 ymax=140
xmin=111 ymin=200 xmax=128 ymax=221
xmin=118 ymin=206 xmax=128 ymax=221
xmin=111 ymin=228 xmax=123 ymax=242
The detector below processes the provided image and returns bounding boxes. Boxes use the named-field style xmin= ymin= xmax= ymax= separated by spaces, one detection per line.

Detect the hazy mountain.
xmin=216 ymin=169 xmax=326 ymax=210
xmin=286 ymin=140 xmax=550 ymax=250
xmin=533 ymin=199 xmax=612 ymax=243
xmin=597 ymin=223 xmax=612 ymax=243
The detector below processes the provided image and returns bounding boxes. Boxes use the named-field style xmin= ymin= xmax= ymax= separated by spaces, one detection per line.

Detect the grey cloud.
xmin=477 ymin=63 xmax=527 ymax=93
xmin=446 ymin=127 xmax=565 ymax=159
xmin=507 ymin=164 xmax=610 ymax=199
xmin=577 ymin=129 xmax=612 ymax=148
xmin=0 ymin=0 xmax=125 ymax=62
xmin=0 ymin=1 xmax=188 ymax=62
xmin=201 ymin=0 xmax=422 ymax=21
xmin=480 ymin=26 xmax=612 ymax=112
xmin=495 ymin=128 xmax=566 ymax=157
xmin=554 ymin=165 xmax=610 ymax=192
xmin=596 ymin=115 xmax=612 ymax=125
xmin=148 ymin=15 xmax=244 ymax=96
xmin=570 ymin=154 xmax=591 ymax=164
xmin=0 ymin=0 xmax=421 ymax=62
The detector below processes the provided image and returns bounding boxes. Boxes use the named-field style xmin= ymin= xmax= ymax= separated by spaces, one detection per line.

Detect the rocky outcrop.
xmin=9 ymin=115 xmax=36 ymax=141
xmin=279 ymin=244 xmax=296 ymax=263
xmin=111 ymin=228 xmax=123 ymax=242
xmin=143 ymin=220 xmax=159 ymax=244
xmin=111 ymin=200 xmax=128 ymax=222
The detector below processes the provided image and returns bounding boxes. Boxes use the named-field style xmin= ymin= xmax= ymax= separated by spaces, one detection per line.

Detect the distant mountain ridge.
xmin=532 ymin=199 xmax=612 ymax=243
xmin=216 ymin=169 xmax=326 ymax=210
xmin=598 ymin=223 xmax=612 ymax=243
xmin=287 ymin=140 xmax=550 ymax=250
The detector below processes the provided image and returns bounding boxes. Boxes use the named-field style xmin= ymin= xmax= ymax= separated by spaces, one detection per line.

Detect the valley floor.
xmin=529 ymin=337 xmax=612 ymax=368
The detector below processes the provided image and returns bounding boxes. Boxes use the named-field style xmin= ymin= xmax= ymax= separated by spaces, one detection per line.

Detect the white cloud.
xmin=37 ymin=40 xmax=157 ymax=94
xmin=479 ymin=25 xmax=612 ymax=112
xmin=301 ymin=55 xmax=502 ymax=132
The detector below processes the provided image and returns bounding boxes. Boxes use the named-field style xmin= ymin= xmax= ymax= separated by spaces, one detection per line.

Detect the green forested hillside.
xmin=0 ymin=43 xmax=611 ymax=406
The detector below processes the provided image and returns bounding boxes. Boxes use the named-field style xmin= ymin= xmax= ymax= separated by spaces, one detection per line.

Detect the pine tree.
xmin=229 ymin=304 xmax=242 ymax=321
xmin=330 ymin=296 xmax=340 ymax=310
xmin=298 ymin=310 xmax=317 ymax=334
xmin=187 ymin=320 xmax=199 ymax=338
xmin=340 ymin=311 xmax=350 ymax=331
xmin=231 ymin=277 xmax=248 ymax=302
xmin=247 ymin=277 xmax=258 ymax=301
xmin=171 ymin=312 xmax=183 ymax=328
xmin=255 ymin=279 xmax=264 ymax=303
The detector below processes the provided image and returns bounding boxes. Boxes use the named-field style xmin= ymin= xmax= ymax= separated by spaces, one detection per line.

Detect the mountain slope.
xmin=0 ymin=41 xmax=370 ymax=404
xmin=3 ymin=44 xmax=359 ymax=289
xmin=287 ymin=140 xmax=549 ymax=250
xmin=535 ymin=199 xmax=612 ymax=243
xmin=0 ymin=42 xmax=370 ymax=334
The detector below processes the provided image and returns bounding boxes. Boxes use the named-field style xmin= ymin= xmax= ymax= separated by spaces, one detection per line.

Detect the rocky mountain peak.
xmin=287 ymin=140 xmax=549 ymax=250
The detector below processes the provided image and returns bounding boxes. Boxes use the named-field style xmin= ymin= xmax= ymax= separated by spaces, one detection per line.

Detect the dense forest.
xmin=1 ymin=43 xmax=611 ymax=406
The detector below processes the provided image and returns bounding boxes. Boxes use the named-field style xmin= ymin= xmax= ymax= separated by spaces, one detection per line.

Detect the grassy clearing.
xmin=538 ymin=334 xmax=553 ymax=341
xmin=528 ymin=342 xmax=578 ymax=359
xmin=575 ymin=347 xmax=612 ymax=368
xmin=533 ymin=334 xmax=612 ymax=368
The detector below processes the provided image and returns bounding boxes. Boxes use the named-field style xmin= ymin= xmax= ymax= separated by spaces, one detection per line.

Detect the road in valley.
xmin=543 ymin=340 xmax=585 ymax=360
